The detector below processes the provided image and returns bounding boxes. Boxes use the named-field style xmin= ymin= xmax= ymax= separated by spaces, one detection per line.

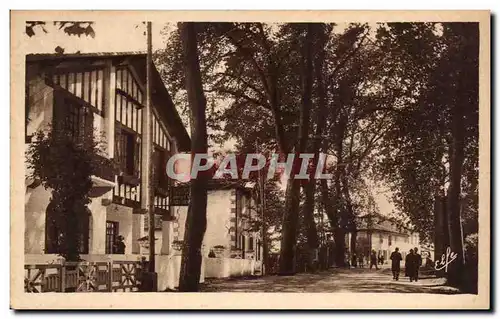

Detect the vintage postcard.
xmin=10 ymin=10 xmax=490 ymax=309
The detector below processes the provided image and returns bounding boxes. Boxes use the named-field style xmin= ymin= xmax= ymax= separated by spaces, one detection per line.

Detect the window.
xmin=154 ymin=195 xmax=168 ymax=211
xmin=105 ymin=221 xmax=119 ymax=254
xmin=115 ymin=128 xmax=140 ymax=176
xmin=54 ymin=92 xmax=94 ymax=144
xmin=388 ymin=235 xmax=392 ymax=246
xmin=144 ymin=214 xmax=162 ymax=231
xmin=256 ymin=240 xmax=260 ymax=260
xmin=53 ymin=68 xmax=105 ymax=111
xmin=240 ymin=235 xmax=246 ymax=258
xmin=249 ymin=236 xmax=254 ymax=251
xmin=153 ymin=147 xmax=168 ymax=188
xmin=379 ymin=234 xmax=383 ymax=244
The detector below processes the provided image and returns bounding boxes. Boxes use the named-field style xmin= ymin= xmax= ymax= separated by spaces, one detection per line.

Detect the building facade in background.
xmin=348 ymin=213 xmax=423 ymax=263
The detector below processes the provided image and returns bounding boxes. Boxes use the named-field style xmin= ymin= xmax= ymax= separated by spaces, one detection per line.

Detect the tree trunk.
xmin=300 ymin=24 xmax=329 ymax=269
xmin=434 ymin=193 xmax=449 ymax=264
xmin=262 ymin=230 xmax=270 ymax=274
xmin=334 ymin=228 xmax=346 ymax=267
xmin=350 ymin=229 xmax=357 ymax=257
xmin=341 ymin=170 xmax=356 ymax=254
xmin=178 ymin=22 xmax=209 ymax=292
xmin=445 ymin=23 xmax=478 ymax=288
xmin=331 ymin=115 xmax=347 ymax=267
xmin=302 ymin=180 xmax=319 ymax=270
xmin=278 ymin=24 xmax=315 ymax=275
xmin=320 ymin=179 xmax=338 ymax=230
xmin=446 ymin=114 xmax=465 ymax=287
xmin=445 ymin=92 xmax=466 ymax=288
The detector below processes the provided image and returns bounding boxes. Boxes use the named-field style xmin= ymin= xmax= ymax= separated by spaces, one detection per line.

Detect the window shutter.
xmin=134 ymin=136 xmax=141 ymax=177
xmin=152 ymin=148 xmax=159 ymax=187
xmin=161 ymin=150 xmax=168 ymax=187
xmin=114 ymin=127 xmax=122 ymax=170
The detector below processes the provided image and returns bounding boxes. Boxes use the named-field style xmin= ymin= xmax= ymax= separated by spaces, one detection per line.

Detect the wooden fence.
xmin=24 ymin=260 xmax=143 ymax=293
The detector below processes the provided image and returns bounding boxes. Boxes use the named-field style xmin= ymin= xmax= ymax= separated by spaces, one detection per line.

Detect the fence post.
xmin=60 ymin=262 xmax=66 ymax=293
xmin=107 ymin=261 xmax=113 ymax=292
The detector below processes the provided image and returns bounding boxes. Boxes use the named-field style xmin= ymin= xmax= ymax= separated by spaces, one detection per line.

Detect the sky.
xmin=23 ymin=21 xmax=170 ymax=54
xmin=22 ymin=21 xmax=396 ymax=218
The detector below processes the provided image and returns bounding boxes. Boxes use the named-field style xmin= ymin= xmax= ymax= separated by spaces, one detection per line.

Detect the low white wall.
xmin=204 ymin=257 xmax=257 ymax=279
xmin=155 ymin=255 xmax=206 ymax=291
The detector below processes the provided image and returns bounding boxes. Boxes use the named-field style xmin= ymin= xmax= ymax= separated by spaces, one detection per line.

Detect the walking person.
xmin=405 ymin=249 xmax=416 ymax=282
xmin=414 ymin=247 xmax=422 ymax=282
xmin=370 ymin=250 xmax=379 ymax=270
xmin=358 ymin=253 xmax=364 ymax=268
xmin=390 ymin=247 xmax=403 ymax=280
xmin=345 ymin=252 xmax=351 ymax=268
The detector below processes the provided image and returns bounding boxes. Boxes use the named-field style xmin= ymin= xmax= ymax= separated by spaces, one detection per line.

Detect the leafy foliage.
xmin=26 ymin=21 xmax=96 ymax=38
xmin=372 ymin=23 xmax=479 ymax=245
xmin=157 ymin=22 xmax=478 ymax=276
xmin=26 ymin=127 xmax=116 ymax=261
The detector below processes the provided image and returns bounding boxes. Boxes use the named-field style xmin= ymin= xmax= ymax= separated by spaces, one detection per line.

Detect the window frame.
xmin=115 ymin=124 xmax=140 ymax=178
xmin=105 ymin=221 xmax=119 ymax=254
xmin=53 ymin=88 xmax=98 ymax=144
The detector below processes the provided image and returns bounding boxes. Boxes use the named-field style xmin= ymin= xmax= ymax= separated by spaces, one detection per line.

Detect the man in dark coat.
xmin=115 ymin=235 xmax=126 ymax=254
xmin=405 ymin=249 xmax=416 ymax=282
xmin=413 ymin=247 xmax=422 ymax=282
xmin=390 ymin=247 xmax=403 ymax=280
xmin=370 ymin=250 xmax=378 ymax=270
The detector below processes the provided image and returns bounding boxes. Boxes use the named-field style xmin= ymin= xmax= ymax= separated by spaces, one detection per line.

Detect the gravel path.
xmin=200 ymin=267 xmax=462 ymax=293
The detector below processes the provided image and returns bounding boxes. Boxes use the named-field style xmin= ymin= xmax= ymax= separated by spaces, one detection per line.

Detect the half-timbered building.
xmin=24 ymin=52 xmax=190 ymax=261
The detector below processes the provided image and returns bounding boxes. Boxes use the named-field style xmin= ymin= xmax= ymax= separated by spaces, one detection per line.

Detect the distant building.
xmin=347 ymin=213 xmax=421 ymax=262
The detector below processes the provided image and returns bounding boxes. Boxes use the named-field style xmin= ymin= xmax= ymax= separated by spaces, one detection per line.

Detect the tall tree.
xmin=443 ymin=22 xmax=479 ymax=287
xmin=177 ymin=22 xmax=209 ymax=292
xmin=278 ymin=23 xmax=315 ymax=275
xmin=373 ymin=22 xmax=479 ymax=289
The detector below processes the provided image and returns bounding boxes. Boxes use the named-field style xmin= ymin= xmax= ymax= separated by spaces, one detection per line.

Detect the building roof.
xmin=26 ymin=51 xmax=191 ymax=152
xmin=356 ymin=213 xmax=413 ymax=235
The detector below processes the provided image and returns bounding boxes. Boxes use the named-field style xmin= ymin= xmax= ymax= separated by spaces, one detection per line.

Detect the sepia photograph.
xmin=10 ymin=10 xmax=490 ymax=310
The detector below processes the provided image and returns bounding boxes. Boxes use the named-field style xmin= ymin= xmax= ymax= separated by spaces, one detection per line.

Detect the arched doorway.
xmin=45 ymin=201 xmax=90 ymax=254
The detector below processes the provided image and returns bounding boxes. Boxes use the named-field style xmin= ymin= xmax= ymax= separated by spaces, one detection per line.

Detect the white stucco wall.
xmin=24 ymin=186 xmax=51 ymax=254
xmin=24 ymin=75 xmax=55 ymax=255
xmin=204 ymin=257 xmax=258 ymax=279
xmin=203 ymin=190 xmax=233 ymax=254
xmin=166 ymin=190 xmax=233 ymax=255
